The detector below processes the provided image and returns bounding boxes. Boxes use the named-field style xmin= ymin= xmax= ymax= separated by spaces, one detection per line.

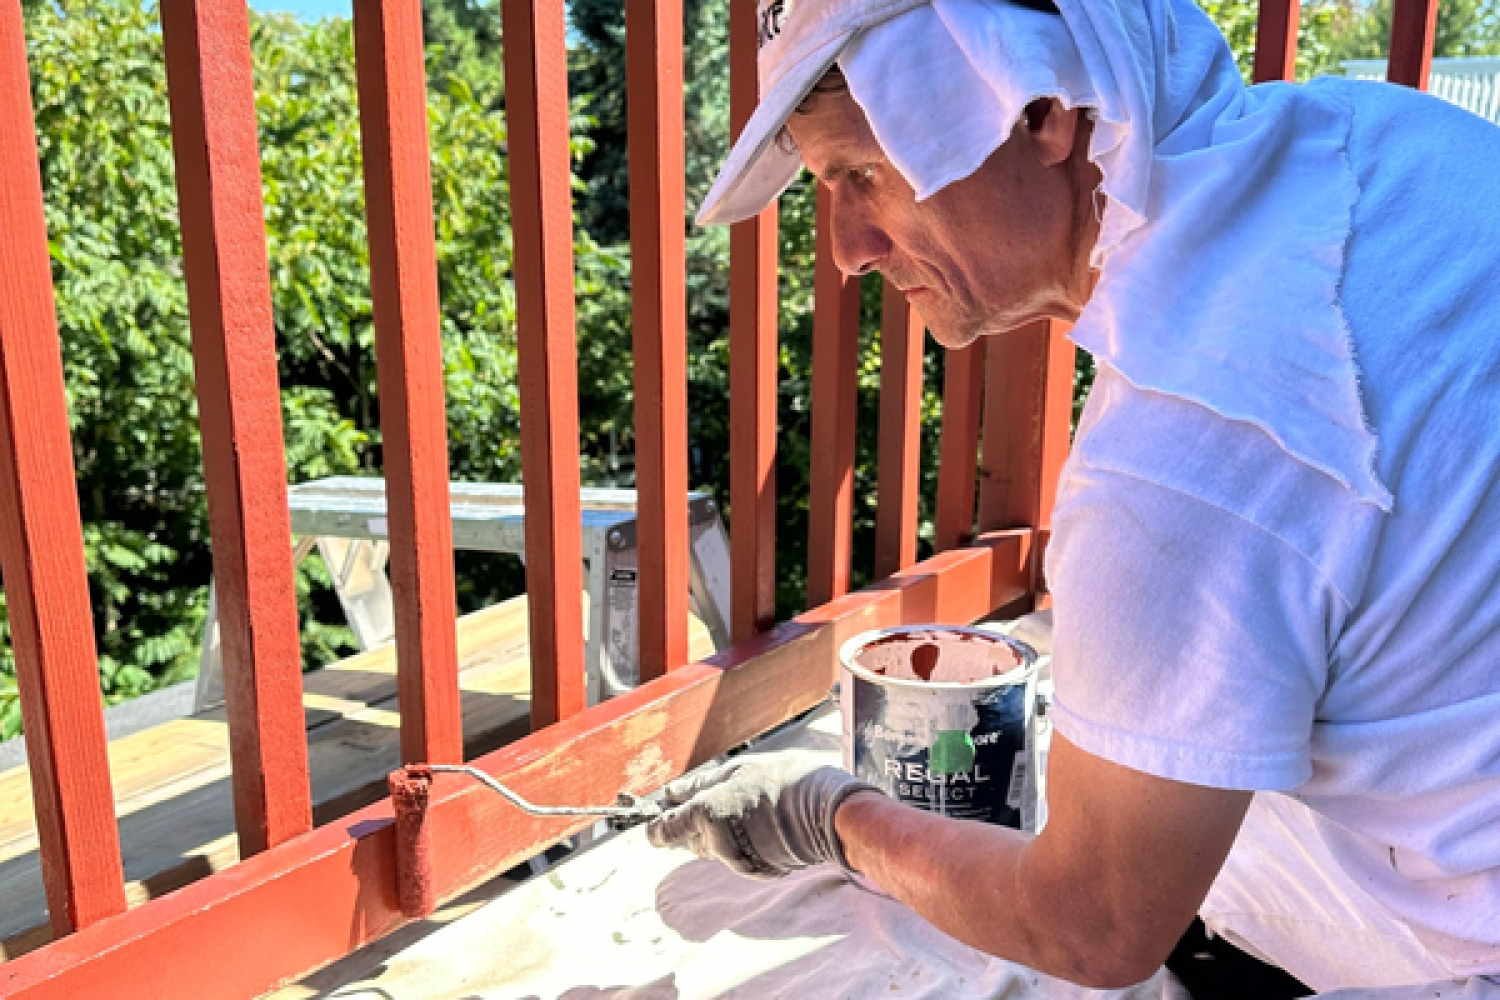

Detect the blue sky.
xmin=247 ymin=0 xmax=585 ymax=44
xmin=250 ymin=0 xmax=352 ymax=20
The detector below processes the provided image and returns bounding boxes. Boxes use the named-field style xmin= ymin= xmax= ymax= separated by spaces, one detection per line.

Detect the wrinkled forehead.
xmin=697 ymin=0 xmax=1102 ymax=228
xmin=786 ymin=74 xmax=886 ymax=177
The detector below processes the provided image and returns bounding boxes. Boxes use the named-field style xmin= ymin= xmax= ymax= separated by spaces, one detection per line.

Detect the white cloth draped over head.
xmin=837 ymin=0 xmax=1393 ymax=511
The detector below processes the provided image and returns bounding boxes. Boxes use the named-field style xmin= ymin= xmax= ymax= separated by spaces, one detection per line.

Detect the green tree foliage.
xmin=1320 ymin=0 xmax=1500 ymax=61
xmin=1197 ymin=0 xmax=1342 ymax=79
xmin=422 ymin=0 xmax=506 ymax=105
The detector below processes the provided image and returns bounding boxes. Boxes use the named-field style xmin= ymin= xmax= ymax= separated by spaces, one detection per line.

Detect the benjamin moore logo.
xmin=758 ymin=0 xmax=789 ymax=48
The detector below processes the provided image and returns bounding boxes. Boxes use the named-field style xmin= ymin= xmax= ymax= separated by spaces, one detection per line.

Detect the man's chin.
xmin=926 ymin=310 xmax=1046 ymax=350
xmin=924 ymin=315 xmax=984 ymax=351
xmin=929 ymin=327 xmax=982 ymax=350
xmin=911 ymin=302 xmax=975 ymax=350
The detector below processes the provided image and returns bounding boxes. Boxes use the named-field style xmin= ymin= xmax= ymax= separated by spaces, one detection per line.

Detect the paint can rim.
xmin=838 ymin=624 xmax=1038 ymax=692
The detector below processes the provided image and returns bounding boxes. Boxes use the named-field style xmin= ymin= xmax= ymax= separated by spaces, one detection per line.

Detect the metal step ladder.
xmin=195 ymin=477 xmax=732 ymax=712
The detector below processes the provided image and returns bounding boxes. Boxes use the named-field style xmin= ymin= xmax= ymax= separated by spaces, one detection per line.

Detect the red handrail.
xmin=0 ymin=535 xmax=1032 ymax=1000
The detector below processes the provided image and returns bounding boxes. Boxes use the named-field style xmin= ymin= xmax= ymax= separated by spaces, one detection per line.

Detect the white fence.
xmin=1343 ymin=57 xmax=1500 ymax=124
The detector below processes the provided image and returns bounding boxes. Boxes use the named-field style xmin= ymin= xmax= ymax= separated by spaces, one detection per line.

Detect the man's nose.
xmin=829 ymin=204 xmax=891 ymax=277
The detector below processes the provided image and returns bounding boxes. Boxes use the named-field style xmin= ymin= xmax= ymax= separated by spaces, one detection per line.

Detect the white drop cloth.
xmin=285 ymin=707 xmax=1185 ymax=1000
xmin=278 ymin=704 xmax=1500 ymax=999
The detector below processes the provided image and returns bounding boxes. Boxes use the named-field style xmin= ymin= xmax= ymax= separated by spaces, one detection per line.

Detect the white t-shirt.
xmin=1047 ymin=80 xmax=1500 ymax=975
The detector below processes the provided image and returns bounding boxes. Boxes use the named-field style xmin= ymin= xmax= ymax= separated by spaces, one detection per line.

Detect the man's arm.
xmin=836 ymin=734 xmax=1251 ymax=988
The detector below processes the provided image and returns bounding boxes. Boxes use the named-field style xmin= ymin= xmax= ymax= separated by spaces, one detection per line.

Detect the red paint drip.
xmin=911 ymin=642 xmax=940 ymax=682
xmin=389 ymin=765 xmax=436 ymax=918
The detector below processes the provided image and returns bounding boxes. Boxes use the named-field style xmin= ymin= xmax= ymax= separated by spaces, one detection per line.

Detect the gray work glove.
xmin=645 ymin=751 xmax=881 ymax=879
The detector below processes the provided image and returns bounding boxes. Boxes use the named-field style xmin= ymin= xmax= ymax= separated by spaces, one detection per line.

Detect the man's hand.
xmin=645 ymin=751 xmax=881 ymax=879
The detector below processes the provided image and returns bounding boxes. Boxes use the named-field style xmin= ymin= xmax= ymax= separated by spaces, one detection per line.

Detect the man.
xmin=645 ymin=0 xmax=1500 ymax=995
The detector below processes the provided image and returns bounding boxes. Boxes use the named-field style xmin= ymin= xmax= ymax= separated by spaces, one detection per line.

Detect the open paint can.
xmin=839 ymin=625 xmax=1042 ymax=831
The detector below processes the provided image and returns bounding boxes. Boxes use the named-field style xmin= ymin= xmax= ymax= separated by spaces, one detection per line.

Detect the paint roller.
xmin=388 ymin=763 xmax=663 ymax=918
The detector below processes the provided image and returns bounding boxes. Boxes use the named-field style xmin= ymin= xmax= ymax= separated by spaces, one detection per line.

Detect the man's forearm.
xmin=645 ymin=737 xmax=1243 ymax=986
xmin=834 ymin=791 xmax=1160 ymax=988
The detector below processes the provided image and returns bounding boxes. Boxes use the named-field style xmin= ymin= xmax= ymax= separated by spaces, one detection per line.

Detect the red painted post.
xmin=977 ymin=319 xmax=1075 ymax=592
xmin=1253 ymin=0 xmax=1301 ymax=82
xmin=1388 ymin=0 xmax=1442 ymax=89
xmin=806 ymin=187 xmax=862 ymax=608
xmin=728 ymin=0 xmax=779 ymax=643
xmin=159 ymin=0 xmax=313 ymax=853
xmin=933 ymin=340 xmax=985 ymax=552
xmin=873 ymin=281 xmax=923 ymax=580
xmin=1036 ymin=326 xmax=1075 ymax=540
xmin=352 ymin=0 xmax=465 ymax=764
xmin=0 ymin=0 xmax=127 ymax=934
xmin=501 ymin=0 xmax=588 ymax=724
xmin=627 ymin=0 xmax=691 ymax=682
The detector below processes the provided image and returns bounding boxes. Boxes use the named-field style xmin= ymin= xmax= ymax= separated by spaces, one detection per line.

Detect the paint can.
xmin=839 ymin=625 xmax=1042 ymax=831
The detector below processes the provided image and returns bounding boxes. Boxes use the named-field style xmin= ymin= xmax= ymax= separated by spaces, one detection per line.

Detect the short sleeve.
xmin=1047 ymin=466 xmax=1341 ymax=791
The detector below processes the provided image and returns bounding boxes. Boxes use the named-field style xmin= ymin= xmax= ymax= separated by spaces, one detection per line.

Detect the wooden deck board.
xmin=0 ymin=596 xmax=530 ymax=854
xmin=0 ymin=595 xmax=714 ymax=961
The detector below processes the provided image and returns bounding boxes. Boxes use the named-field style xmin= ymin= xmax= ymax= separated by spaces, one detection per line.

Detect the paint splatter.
xmin=911 ymin=643 xmax=940 ymax=681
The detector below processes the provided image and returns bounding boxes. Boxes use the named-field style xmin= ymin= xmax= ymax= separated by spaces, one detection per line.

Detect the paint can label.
xmin=846 ymin=675 xmax=1032 ymax=828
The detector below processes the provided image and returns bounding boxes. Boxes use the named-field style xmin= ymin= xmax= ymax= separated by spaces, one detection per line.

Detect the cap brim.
xmin=695 ymin=32 xmax=853 ymax=227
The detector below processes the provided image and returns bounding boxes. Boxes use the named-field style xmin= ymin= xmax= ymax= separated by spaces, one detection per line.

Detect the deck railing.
xmin=0 ymin=0 xmax=1443 ymax=996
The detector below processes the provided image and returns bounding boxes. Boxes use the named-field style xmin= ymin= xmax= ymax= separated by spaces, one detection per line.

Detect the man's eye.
xmin=847 ymin=165 xmax=875 ymax=185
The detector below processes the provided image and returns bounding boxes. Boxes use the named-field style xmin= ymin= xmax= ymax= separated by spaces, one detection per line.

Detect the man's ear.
xmin=1024 ymin=98 xmax=1084 ymax=168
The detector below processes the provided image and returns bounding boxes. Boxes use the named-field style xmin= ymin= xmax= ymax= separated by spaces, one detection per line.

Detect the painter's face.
xmin=787 ymin=83 xmax=1101 ymax=349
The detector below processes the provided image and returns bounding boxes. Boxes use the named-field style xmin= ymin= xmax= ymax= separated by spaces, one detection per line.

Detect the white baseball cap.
xmin=695 ymin=0 xmax=929 ymax=227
